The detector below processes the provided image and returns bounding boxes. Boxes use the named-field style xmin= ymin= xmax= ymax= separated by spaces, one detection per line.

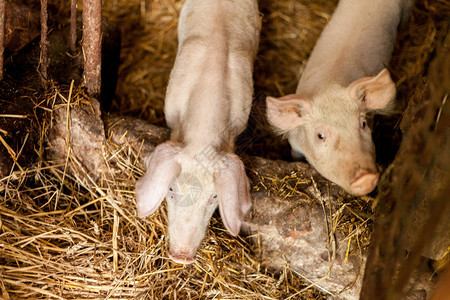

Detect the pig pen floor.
xmin=0 ymin=0 xmax=449 ymax=299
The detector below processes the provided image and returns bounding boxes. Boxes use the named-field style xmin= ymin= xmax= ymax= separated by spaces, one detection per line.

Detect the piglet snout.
xmin=168 ymin=249 xmax=196 ymax=265
xmin=350 ymin=172 xmax=379 ymax=195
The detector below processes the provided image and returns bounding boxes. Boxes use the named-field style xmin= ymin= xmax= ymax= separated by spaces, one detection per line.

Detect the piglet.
xmin=266 ymin=0 xmax=413 ymax=195
xmin=135 ymin=0 xmax=260 ymax=264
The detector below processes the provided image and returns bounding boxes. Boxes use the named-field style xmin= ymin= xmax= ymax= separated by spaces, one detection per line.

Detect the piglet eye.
xmin=208 ymin=195 xmax=218 ymax=205
xmin=361 ymin=120 xmax=367 ymax=129
xmin=169 ymin=187 xmax=173 ymax=192
xmin=317 ymin=133 xmax=324 ymax=140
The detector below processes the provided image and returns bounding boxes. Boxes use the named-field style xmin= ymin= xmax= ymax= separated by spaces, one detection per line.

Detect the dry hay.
xmin=1 ymin=84 xmax=323 ymax=299
xmin=249 ymin=165 xmax=374 ymax=253
xmin=1 ymin=0 xmax=449 ymax=299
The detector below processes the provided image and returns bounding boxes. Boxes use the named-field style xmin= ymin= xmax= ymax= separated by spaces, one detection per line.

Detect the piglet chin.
xmin=350 ymin=172 xmax=379 ymax=196
xmin=168 ymin=250 xmax=196 ymax=265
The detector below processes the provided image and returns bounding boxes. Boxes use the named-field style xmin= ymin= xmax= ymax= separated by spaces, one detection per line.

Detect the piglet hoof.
xmin=168 ymin=251 xmax=196 ymax=265
xmin=350 ymin=173 xmax=379 ymax=195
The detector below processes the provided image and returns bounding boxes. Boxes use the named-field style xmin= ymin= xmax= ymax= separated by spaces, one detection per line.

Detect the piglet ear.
xmin=348 ymin=68 xmax=396 ymax=110
xmin=135 ymin=142 xmax=181 ymax=218
xmin=266 ymin=94 xmax=311 ymax=132
xmin=215 ymin=154 xmax=251 ymax=236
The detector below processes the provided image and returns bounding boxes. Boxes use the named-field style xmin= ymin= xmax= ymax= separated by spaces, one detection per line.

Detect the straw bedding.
xmin=0 ymin=0 xmax=449 ymax=299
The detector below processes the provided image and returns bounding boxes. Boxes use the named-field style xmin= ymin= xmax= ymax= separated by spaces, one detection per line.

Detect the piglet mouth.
xmin=168 ymin=250 xmax=196 ymax=264
xmin=350 ymin=172 xmax=379 ymax=196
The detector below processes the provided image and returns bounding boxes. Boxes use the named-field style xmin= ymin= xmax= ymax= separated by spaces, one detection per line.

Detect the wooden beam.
xmin=82 ymin=0 xmax=102 ymax=95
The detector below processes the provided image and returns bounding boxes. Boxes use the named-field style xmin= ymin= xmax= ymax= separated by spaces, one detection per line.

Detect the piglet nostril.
xmin=168 ymin=250 xmax=196 ymax=265
xmin=350 ymin=172 xmax=379 ymax=196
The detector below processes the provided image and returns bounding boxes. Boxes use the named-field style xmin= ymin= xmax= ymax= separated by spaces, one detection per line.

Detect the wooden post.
xmin=40 ymin=0 xmax=48 ymax=86
xmin=70 ymin=0 xmax=77 ymax=53
xmin=82 ymin=0 xmax=102 ymax=96
xmin=360 ymin=32 xmax=450 ymax=300
xmin=0 ymin=0 xmax=5 ymax=81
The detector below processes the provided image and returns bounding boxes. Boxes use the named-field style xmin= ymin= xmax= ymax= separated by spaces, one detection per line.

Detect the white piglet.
xmin=267 ymin=0 xmax=413 ymax=196
xmin=136 ymin=0 xmax=260 ymax=264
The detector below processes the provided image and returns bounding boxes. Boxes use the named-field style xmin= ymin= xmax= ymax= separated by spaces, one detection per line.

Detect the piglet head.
xmin=267 ymin=68 xmax=395 ymax=195
xmin=166 ymin=152 xmax=251 ymax=264
xmin=135 ymin=144 xmax=251 ymax=264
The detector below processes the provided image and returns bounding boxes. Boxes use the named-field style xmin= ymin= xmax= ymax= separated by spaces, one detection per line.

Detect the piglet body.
xmin=267 ymin=0 xmax=412 ymax=195
xmin=136 ymin=0 xmax=260 ymax=264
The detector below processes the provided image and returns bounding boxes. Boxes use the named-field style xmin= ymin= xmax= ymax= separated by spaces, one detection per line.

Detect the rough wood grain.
xmin=82 ymin=0 xmax=102 ymax=95
xmin=39 ymin=0 xmax=48 ymax=85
